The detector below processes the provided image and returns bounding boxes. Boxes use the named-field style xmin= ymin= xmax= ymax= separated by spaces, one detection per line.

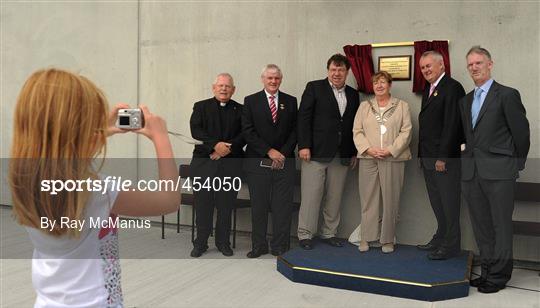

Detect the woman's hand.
xmin=366 ymin=147 xmax=392 ymax=159
xmin=366 ymin=147 xmax=380 ymax=158
xmin=377 ymin=149 xmax=392 ymax=159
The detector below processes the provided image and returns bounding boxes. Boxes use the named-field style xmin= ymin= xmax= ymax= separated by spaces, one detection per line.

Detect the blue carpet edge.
xmin=276 ymin=253 xmax=472 ymax=302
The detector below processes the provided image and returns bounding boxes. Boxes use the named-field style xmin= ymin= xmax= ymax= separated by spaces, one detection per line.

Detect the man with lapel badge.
xmin=459 ymin=46 xmax=530 ymax=293
xmin=242 ymin=64 xmax=298 ymax=258
xmin=189 ymin=73 xmax=245 ymax=258
xmin=296 ymin=54 xmax=360 ymax=250
xmin=417 ymin=50 xmax=466 ymax=260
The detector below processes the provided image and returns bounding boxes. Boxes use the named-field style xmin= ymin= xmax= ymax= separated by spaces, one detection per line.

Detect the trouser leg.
xmin=358 ymin=159 xmax=382 ymax=242
xmin=269 ymin=169 xmax=294 ymax=251
xmin=297 ymin=160 xmax=326 ymax=240
xmin=214 ymin=188 xmax=236 ymax=247
xmin=247 ymin=172 xmax=271 ymax=249
xmin=437 ymin=160 xmax=461 ymax=250
xmin=480 ymin=178 xmax=515 ymax=286
xmin=378 ymin=161 xmax=404 ymax=244
xmin=423 ymin=167 xmax=446 ymax=245
xmin=463 ymin=175 xmax=494 ymax=281
xmin=193 ymin=188 xmax=214 ymax=248
xmin=320 ymin=157 xmax=349 ymax=239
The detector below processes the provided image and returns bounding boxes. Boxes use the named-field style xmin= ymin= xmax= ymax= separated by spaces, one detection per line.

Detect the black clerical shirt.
xmin=217 ymin=99 xmax=236 ymax=141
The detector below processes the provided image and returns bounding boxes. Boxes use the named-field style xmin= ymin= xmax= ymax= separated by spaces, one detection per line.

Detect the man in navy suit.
xmin=296 ymin=54 xmax=359 ymax=249
xmin=189 ymin=73 xmax=245 ymax=258
xmin=417 ymin=51 xmax=465 ymax=260
xmin=242 ymin=64 xmax=298 ymax=258
xmin=459 ymin=46 xmax=530 ymax=293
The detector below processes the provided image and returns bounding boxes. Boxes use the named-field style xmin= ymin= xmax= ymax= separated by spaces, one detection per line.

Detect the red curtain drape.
xmin=343 ymin=44 xmax=375 ymax=94
xmin=412 ymin=40 xmax=451 ymax=93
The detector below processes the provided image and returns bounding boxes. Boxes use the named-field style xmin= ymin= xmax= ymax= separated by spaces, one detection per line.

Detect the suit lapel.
xmin=324 ymin=79 xmax=342 ymax=118
xmin=258 ymin=90 xmax=275 ymax=125
xmin=474 ymin=81 xmax=498 ymax=129
xmin=420 ymin=83 xmax=429 ymax=112
xmin=420 ymin=75 xmax=447 ymax=113
xmin=276 ymin=91 xmax=287 ymax=126
xmin=343 ymin=87 xmax=357 ymax=118
xmin=464 ymin=91 xmax=474 ymax=132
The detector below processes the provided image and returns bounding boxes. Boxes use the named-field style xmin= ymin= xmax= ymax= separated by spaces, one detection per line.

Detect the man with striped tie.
xmin=242 ymin=64 xmax=298 ymax=258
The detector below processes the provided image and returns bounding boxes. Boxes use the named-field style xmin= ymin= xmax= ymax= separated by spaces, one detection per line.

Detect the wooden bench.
xmin=162 ymin=170 xmax=539 ymax=249
xmin=513 ymin=182 xmax=540 ymax=236
xmin=513 ymin=182 xmax=540 ymax=273
xmin=161 ymin=164 xmax=301 ymax=248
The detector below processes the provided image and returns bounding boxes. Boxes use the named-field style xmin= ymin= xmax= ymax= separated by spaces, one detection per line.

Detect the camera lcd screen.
xmin=119 ymin=116 xmax=130 ymax=126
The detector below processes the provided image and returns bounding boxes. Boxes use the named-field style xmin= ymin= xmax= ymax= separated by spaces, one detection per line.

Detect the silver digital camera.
xmin=117 ymin=108 xmax=144 ymax=129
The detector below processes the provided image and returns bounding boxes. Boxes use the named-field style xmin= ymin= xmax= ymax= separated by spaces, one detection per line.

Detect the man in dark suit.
xmin=189 ymin=73 xmax=245 ymax=258
xmin=242 ymin=64 xmax=298 ymax=258
xmin=417 ymin=51 xmax=466 ymax=260
xmin=459 ymin=46 xmax=530 ymax=293
xmin=296 ymin=54 xmax=359 ymax=250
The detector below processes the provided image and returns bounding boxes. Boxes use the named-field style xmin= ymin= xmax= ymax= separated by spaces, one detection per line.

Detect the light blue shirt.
xmin=471 ymin=79 xmax=494 ymax=127
xmin=475 ymin=78 xmax=494 ymax=107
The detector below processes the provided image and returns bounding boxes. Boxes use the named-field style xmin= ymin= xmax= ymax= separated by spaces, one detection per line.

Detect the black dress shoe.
xmin=246 ymin=247 xmax=269 ymax=258
xmin=470 ymin=277 xmax=486 ymax=287
xmin=217 ymin=244 xmax=234 ymax=257
xmin=478 ymin=281 xmax=505 ymax=294
xmin=417 ymin=241 xmax=439 ymax=251
xmin=321 ymin=237 xmax=343 ymax=247
xmin=299 ymin=239 xmax=313 ymax=250
xmin=428 ymin=248 xmax=460 ymax=260
xmin=190 ymin=246 xmax=207 ymax=258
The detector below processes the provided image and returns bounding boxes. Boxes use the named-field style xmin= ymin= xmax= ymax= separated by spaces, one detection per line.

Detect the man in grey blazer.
xmin=459 ymin=46 xmax=530 ymax=293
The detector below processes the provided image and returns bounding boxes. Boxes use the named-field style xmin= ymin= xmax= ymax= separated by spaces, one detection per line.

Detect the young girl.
xmin=9 ymin=68 xmax=180 ymax=307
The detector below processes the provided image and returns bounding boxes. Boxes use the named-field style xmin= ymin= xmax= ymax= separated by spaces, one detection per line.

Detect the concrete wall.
xmin=1 ymin=1 xmax=538 ymax=260
xmin=1 ymin=2 xmax=140 ymax=205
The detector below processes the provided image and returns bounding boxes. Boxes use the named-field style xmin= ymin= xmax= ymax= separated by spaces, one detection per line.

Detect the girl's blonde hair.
xmin=9 ymin=68 xmax=109 ymax=237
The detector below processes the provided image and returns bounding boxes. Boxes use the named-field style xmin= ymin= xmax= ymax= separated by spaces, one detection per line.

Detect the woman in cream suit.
xmin=353 ymin=71 xmax=412 ymax=253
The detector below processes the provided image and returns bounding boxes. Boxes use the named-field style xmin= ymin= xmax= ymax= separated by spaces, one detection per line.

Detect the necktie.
xmin=269 ymin=95 xmax=277 ymax=123
xmin=429 ymin=83 xmax=436 ymax=97
xmin=471 ymin=88 xmax=483 ymax=128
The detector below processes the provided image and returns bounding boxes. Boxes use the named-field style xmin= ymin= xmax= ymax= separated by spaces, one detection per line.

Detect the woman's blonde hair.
xmin=9 ymin=68 xmax=109 ymax=237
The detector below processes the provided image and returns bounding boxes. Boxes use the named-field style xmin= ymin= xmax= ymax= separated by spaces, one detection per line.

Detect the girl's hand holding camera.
xmin=109 ymin=104 xmax=168 ymax=140
xmin=134 ymin=105 xmax=168 ymax=141
xmin=108 ymin=103 xmax=178 ymax=215
xmin=108 ymin=104 xmax=172 ymax=159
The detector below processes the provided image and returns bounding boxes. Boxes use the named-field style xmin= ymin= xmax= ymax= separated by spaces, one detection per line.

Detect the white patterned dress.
xmin=27 ymin=187 xmax=124 ymax=307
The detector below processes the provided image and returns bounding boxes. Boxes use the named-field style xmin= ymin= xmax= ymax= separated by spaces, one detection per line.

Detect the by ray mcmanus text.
xmin=41 ymin=216 xmax=151 ymax=232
